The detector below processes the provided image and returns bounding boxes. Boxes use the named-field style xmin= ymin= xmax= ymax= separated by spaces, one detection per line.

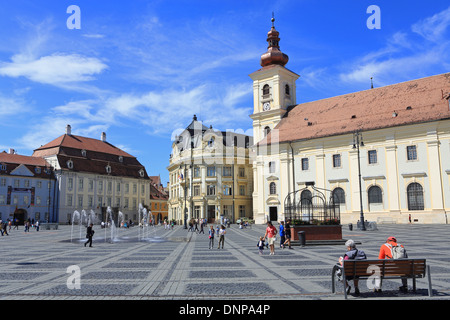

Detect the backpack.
xmin=347 ymin=249 xmax=367 ymax=260
xmin=391 ymin=244 xmax=407 ymax=259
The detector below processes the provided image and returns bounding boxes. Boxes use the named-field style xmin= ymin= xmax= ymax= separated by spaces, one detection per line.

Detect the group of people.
xmin=337 ymin=236 xmax=408 ymax=296
xmin=208 ymin=224 xmax=226 ymax=249
xmin=0 ymin=218 xmax=40 ymax=234
xmin=258 ymin=220 xmax=293 ymax=255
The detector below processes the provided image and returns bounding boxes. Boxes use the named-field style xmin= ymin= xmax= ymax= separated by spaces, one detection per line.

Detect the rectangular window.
xmin=194 ymin=167 xmax=200 ymax=178
xmin=207 ymin=166 xmax=216 ymax=177
xmin=407 ymin=145 xmax=417 ymax=161
xmin=78 ymin=178 xmax=83 ymax=191
xmin=239 ymin=185 xmax=245 ymax=196
xmin=223 ymin=185 xmax=232 ymax=196
xmin=194 ymin=185 xmax=201 ymax=196
xmin=239 ymin=167 xmax=245 ymax=177
xmin=1 ymin=178 xmax=6 ymax=186
xmin=332 ymin=154 xmax=341 ymax=168
xmin=67 ymin=194 xmax=73 ymax=207
xmin=78 ymin=195 xmax=83 ymax=207
xmin=301 ymin=158 xmax=309 ymax=171
xmin=223 ymin=166 xmax=232 ymax=177
xmin=269 ymin=161 xmax=276 ymax=173
xmin=207 ymin=184 xmax=216 ymax=196
xmin=368 ymin=150 xmax=377 ymax=164
xmin=239 ymin=205 xmax=245 ymax=216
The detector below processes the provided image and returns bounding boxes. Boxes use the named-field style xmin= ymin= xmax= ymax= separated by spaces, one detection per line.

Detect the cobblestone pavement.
xmin=1 ymin=223 xmax=450 ymax=300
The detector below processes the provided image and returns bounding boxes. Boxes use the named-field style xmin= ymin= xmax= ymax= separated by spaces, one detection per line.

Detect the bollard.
xmin=297 ymin=231 xmax=306 ymax=247
xmin=348 ymin=223 xmax=353 ymax=231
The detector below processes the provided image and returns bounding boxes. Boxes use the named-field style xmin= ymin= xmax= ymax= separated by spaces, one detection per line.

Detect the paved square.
xmin=1 ymin=223 xmax=450 ymax=300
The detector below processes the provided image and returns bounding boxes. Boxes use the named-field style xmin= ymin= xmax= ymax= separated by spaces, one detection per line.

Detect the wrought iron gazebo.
xmin=284 ymin=182 xmax=340 ymax=224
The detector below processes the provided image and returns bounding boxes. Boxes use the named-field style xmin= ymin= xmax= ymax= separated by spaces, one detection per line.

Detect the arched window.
xmin=300 ymin=189 xmax=312 ymax=205
xmin=264 ymin=126 xmax=271 ymax=137
xmin=285 ymin=84 xmax=290 ymax=95
xmin=262 ymin=84 xmax=270 ymax=96
xmin=332 ymin=187 xmax=346 ymax=204
xmin=269 ymin=182 xmax=276 ymax=195
xmin=407 ymin=183 xmax=424 ymax=210
xmin=368 ymin=186 xmax=382 ymax=204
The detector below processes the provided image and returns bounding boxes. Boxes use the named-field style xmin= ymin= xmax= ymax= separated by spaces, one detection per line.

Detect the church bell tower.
xmin=249 ymin=16 xmax=299 ymax=144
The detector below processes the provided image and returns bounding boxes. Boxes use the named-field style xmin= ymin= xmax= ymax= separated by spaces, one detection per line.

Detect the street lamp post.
xmin=353 ymin=131 xmax=366 ymax=231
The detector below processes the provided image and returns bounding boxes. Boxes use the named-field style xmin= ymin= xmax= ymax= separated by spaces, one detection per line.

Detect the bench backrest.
xmin=343 ymin=259 xmax=426 ymax=278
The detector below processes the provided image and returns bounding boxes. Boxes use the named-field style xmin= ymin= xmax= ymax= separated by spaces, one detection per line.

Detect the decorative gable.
xmin=10 ymin=164 xmax=34 ymax=177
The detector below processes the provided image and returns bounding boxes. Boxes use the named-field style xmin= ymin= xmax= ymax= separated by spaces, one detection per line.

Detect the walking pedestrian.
xmin=257 ymin=236 xmax=265 ymax=255
xmin=217 ymin=225 xmax=226 ymax=249
xmin=283 ymin=219 xmax=293 ymax=249
xmin=208 ymin=225 xmax=215 ymax=249
xmin=263 ymin=221 xmax=277 ymax=255
xmin=35 ymin=220 xmax=40 ymax=232
xmin=199 ymin=220 xmax=204 ymax=234
xmin=279 ymin=221 xmax=286 ymax=249
xmin=84 ymin=223 xmax=95 ymax=247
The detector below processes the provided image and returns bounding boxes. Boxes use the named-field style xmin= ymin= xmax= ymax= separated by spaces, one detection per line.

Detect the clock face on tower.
xmin=263 ymin=102 xmax=271 ymax=111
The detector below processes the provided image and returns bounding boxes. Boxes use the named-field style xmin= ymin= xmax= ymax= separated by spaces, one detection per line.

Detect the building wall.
xmin=253 ymin=120 xmax=450 ymax=224
xmin=55 ymin=170 xmax=151 ymax=224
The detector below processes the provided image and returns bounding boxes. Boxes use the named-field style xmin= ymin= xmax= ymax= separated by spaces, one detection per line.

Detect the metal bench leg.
xmin=331 ymin=265 xmax=336 ymax=294
xmin=343 ymin=274 xmax=348 ymax=300
xmin=427 ymin=265 xmax=433 ymax=297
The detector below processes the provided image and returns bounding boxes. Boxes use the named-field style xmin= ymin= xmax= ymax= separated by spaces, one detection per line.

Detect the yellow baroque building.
xmin=251 ymin=20 xmax=450 ymax=225
xmin=167 ymin=116 xmax=254 ymax=225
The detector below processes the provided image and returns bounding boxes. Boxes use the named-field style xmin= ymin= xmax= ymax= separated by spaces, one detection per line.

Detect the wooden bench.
xmin=331 ymin=259 xmax=432 ymax=299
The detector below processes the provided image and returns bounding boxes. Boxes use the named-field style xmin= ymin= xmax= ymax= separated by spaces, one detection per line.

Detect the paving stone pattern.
xmin=0 ymin=223 xmax=450 ymax=300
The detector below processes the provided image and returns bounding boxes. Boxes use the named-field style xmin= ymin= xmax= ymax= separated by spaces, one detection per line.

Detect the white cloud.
xmin=412 ymin=6 xmax=450 ymax=42
xmin=0 ymin=53 xmax=107 ymax=85
xmin=339 ymin=6 xmax=450 ymax=87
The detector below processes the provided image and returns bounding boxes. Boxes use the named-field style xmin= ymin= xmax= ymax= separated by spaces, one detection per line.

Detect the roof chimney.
xmin=66 ymin=124 xmax=72 ymax=135
xmin=101 ymin=132 xmax=106 ymax=142
xmin=9 ymin=148 xmax=15 ymax=154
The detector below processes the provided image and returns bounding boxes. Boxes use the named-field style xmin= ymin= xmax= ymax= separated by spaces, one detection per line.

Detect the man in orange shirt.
xmin=378 ymin=236 xmax=408 ymax=293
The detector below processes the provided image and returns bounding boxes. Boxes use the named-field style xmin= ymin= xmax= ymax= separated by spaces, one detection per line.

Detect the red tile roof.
xmin=31 ymin=133 xmax=149 ymax=179
xmin=0 ymin=151 xmax=50 ymax=167
xmin=261 ymin=72 xmax=450 ymax=145
xmin=33 ymin=134 xmax=133 ymax=158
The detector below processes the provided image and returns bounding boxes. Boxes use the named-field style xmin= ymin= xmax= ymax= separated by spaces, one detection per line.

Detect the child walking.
xmin=257 ymin=236 xmax=265 ymax=255
xmin=208 ymin=226 xmax=215 ymax=249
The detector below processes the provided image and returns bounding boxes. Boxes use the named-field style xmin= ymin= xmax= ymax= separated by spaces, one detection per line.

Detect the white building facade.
xmin=167 ymin=116 xmax=254 ymax=225
xmin=250 ymin=20 xmax=450 ymax=224
xmin=32 ymin=126 xmax=151 ymax=224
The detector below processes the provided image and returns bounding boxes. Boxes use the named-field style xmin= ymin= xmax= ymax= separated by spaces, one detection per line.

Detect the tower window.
xmin=285 ymin=84 xmax=290 ymax=95
xmin=262 ymin=84 xmax=270 ymax=96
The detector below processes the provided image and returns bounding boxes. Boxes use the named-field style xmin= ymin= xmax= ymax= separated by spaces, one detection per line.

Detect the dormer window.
xmin=81 ymin=149 xmax=86 ymax=157
xmin=0 ymin=164 xmax=6 ymax=171
xmin=119 ymin=156 xmax=123 ymax=163
xmin=139 ymin=169 xmax=145 ymax=177
xmin=67 ymin=160 xmax=73 ymax=169
xmin=35 ymin=167 xmax=41 ymax=174
xmin=105 ymin=164 xmax=111 ymax=174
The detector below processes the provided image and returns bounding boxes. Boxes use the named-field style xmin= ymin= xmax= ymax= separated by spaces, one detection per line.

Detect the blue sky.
xmin=1 ymin=0 xmax=449 ymax=185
